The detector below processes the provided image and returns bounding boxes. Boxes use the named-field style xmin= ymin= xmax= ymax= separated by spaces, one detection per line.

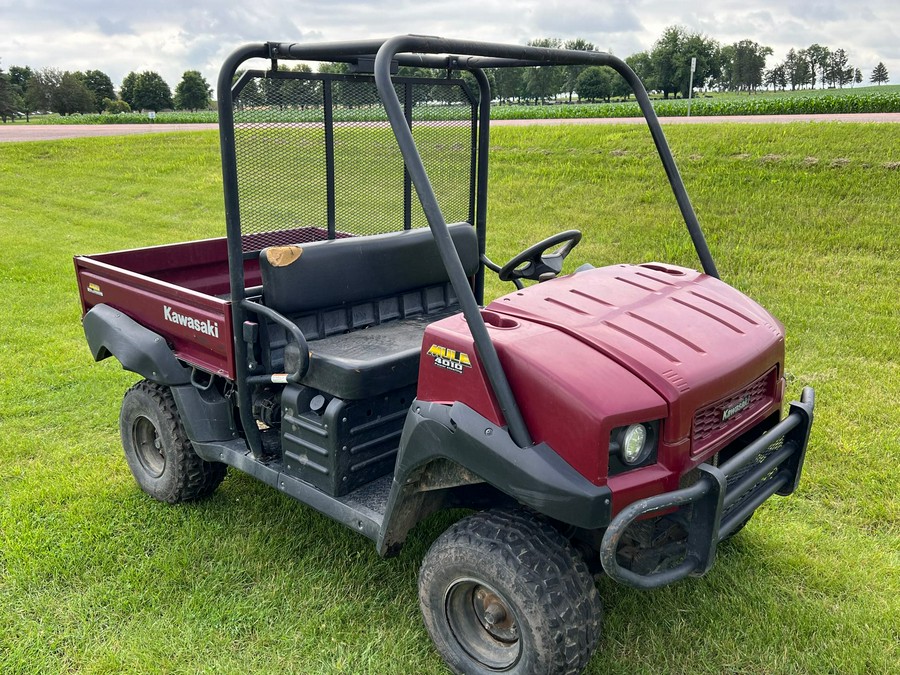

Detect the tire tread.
xmin=122 ymin=380 xmax=226 ymax=503
xmin=420 ymin=508 xmax=602 ymax=674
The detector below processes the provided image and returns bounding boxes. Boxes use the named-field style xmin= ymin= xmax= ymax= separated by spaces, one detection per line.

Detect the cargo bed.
xmin=75 ymin=236 xmax=251 ymax=378
xmin=74 ymin=226 xmax=345 ymax=378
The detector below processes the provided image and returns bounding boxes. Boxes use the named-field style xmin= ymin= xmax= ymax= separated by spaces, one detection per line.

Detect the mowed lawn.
xmin=0 ymin=122 xmax=897 ymax=674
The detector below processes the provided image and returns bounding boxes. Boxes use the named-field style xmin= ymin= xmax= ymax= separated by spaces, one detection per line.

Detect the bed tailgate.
xmin=74 ymin=255 xmax=236 ymax=379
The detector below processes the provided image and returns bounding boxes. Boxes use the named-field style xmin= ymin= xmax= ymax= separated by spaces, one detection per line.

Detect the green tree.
xmin=8 ymin=65 xmax=32 ymax=96
xmin=319 ymin=62 xmax=364 ymax=107
xmin=254 ymin=64 xmax=321 ymax=107
xmin=853 ymin=68 xmax=863 ymax=87
xmin=682 ymin=32 xmax=721 ymax=96
xmin=449 ymin=69 xmax=493 ymax=104
xmin=132 ymin=71 xmax=173 ymax=111
xmin=51 ymin=71 xmax=94 ymax=115
xmin=826 ymin=48 xmax=852 ymax=88
xmin=608 ymin=66 xmax=631 ymax=100
xmin=797 ymin=48 xmax=812 ymax=88
xmin=782 ymin=49 xmax=809 ymax=90
xmin=120 ymin=71 xmax=139 ymax=109
xmin=524 ymin=38 xmax=565 ymax=102
xmin=562 ymin=38 xmax=595 ymax=102
xmin=650 ymin=26 xmax=685 ymax=98
xmin=574 ymin=66 xmax=614 ymax=102
xmin=817 ymin=47 xmax=833 ymax=87
xmin=232 ymin=69 xmax=263 ymax=107
xmin=796 ymin=58 xmax=812 ymax=90
xmin=24 ymin=67 xmax=60 ymax=115
xmin=398 ymin=66 xmax=440 ymax=103
xmin=317 ymin=62 xmax=349 ymax=76
xmin=625 ymin=51 xmax=656 ymax=93
xmin=174 ymin=70 xmax=211 ymax=111
xmin=870 ymin=61 xmax=889 ymax=85
xmin=490 ymin=67 xmax=524 ymax=104
xmin=803 ymin=44 xmax=830 ymax=88
xmin=648 ymin=26 xmax=719 ymax=98
xmin=3 ymin=65 xmax=33 ymax=121
xmin=764 ymin=65 xmax=787 ymax=91
xmin=716 ymin=44 xmax=735 ymax=91
xmin=80 ymin=70 xmax=115 ymax=112
xmin=287 ymin=64 xmax=320 ymax=107
xmin=727 ymin=40 xmax=772 ymax=92
xmin=0 ymin=69 xmax=20 ymax=122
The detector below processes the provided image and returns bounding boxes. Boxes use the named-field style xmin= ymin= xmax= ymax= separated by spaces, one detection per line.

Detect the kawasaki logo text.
xmin=164 ymin=306 xmax=219 ymax=338
xmin=722 ymin=394 xmax=751 ymax=422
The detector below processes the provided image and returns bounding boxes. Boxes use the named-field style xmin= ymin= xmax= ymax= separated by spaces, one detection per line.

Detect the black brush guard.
xmin=600 ymin=387 xmax=815 ymax=589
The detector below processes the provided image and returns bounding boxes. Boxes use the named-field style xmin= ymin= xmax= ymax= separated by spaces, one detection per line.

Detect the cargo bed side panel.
xmin=75 ymin=256 xmax=235 ymax=379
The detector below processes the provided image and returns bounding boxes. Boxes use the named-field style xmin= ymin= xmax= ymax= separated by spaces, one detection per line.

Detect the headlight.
xmin=621 ymin=424 xmax=649 ymax=464
xmin=609 ymin=421 xmax=659 ymax=471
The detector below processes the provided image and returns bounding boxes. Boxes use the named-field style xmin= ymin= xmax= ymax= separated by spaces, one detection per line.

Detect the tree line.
xmin=234 ymin=63 xmax=484 ymax=108
xmin=563 ymin=27 xmax=890 ymax=104
xmin=252 ymin=35 xmax=889 ymax=106
xmin=0 ymin=28 xmax=892 ymax=122
xmin=0 ymin=64 xmax=213 ymax=122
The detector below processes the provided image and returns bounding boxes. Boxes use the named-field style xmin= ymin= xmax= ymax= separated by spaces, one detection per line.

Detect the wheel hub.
xmin=132 ymin=415 xmax=166 ymax=478
xmin=473 ymin=587 xmax=518 ymax=642
xmin=445 ymin=578 xmax=521 ymax=670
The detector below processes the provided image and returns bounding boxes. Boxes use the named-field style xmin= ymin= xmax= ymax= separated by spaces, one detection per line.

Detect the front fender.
xmin=83 ymin=303 xmax=191 ymax=386
xmin=377 ymin=400 xmax=612 ymax=555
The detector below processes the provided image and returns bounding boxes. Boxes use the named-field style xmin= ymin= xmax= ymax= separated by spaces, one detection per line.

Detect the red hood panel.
xmin=486 ymin=264 xmax=785 ymax=441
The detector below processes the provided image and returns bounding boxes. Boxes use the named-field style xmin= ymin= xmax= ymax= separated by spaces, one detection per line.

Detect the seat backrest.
xmin=259 ymin=222 xmax=479 ymax=316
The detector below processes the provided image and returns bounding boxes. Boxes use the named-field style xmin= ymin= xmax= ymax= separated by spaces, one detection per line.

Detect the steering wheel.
xmin=498 ymin=230 xmax=582 ymax=282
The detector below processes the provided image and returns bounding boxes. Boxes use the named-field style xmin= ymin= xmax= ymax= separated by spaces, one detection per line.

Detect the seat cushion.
xmin=302 ymin=308 xmax=460 ymax=399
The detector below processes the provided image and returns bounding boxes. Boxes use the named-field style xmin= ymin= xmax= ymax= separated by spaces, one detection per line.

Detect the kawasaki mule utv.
xmin=75 ymin=36 xmax=814 ymax=674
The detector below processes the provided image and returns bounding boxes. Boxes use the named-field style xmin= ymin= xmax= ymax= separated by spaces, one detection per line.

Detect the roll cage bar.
xmin=217 ymin=35 xmax=718 ymax=454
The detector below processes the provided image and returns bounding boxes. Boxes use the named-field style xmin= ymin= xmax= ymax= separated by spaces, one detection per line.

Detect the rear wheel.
xmin=419 ymin=508 xmax=602 ymax=674
xmin=119 ymin=380 xmax=226 ymax=503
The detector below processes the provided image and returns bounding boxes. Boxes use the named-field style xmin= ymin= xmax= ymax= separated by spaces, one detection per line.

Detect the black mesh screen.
xmin=232 ymin=72 xmax=476 ymax=253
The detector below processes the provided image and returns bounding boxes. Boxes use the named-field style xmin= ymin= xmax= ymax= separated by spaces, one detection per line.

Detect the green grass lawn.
xmin=0 ymin=122 xmax=898 ymax=674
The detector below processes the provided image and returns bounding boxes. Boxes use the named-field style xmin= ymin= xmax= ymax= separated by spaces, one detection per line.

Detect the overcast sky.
xmin=2 ymin=1 xmax=897 ymax=94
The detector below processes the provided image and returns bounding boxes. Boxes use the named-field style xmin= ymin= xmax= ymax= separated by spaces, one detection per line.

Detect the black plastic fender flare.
xmin=82 ymin=303 xmax=191 ymax=386
xmin=377 ymin=400 xmax=613 ymax=555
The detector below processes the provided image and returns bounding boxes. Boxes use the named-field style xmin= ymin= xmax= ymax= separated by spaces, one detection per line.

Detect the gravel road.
xmin=1 ymin=113 xmax=898 ymax=143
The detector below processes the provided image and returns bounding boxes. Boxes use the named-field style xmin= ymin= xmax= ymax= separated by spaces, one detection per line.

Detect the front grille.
xmin=692 ymin=369 xmax=774 ymax=453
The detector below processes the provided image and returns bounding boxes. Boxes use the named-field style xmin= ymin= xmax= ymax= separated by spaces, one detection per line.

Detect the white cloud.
xmin=0 ymin=0 xmax=897 ymax=93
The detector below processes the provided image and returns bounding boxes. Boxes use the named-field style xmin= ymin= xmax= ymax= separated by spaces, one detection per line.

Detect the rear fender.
xmin=83 ymin=303 xmax=191 ymax=386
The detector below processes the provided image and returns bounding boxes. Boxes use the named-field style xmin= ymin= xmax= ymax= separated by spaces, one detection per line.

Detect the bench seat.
xmin=259 ymin=223 xmax=478 ymax=399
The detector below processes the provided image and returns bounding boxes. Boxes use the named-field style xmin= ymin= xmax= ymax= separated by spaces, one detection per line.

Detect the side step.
xmin=193 ymin=439 xmax=393 ymax=543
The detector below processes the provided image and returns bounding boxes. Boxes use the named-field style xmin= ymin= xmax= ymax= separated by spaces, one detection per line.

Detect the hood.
xmin=486 ymin=263 xmax=785 ymax=442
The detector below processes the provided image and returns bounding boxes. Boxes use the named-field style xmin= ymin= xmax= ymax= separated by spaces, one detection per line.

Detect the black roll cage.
xmin=217 ymin=35 xmax=718 ymax=456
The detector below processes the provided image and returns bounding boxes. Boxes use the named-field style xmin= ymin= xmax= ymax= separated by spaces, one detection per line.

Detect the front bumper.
xmin=600 ymin=387 xmax=815 ymax=589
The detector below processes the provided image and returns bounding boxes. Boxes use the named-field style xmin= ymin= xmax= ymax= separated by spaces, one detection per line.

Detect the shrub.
xmin=102 ymin=98 xmax=132 ymax=114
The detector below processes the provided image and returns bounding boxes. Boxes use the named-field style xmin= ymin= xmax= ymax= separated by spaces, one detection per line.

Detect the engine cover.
xmin=417 ymin=264 xmax=784 ymax=488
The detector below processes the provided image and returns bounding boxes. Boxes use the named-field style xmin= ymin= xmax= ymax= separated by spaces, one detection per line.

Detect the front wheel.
xmin=119 ymin=380 xmax=226 ymax=503
xmin=419 ymin=508 xmax=602 ymax=674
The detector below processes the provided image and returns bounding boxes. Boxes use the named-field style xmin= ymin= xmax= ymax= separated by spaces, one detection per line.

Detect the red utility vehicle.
xmin=75 ymin=37 xmax=814 ymax=675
